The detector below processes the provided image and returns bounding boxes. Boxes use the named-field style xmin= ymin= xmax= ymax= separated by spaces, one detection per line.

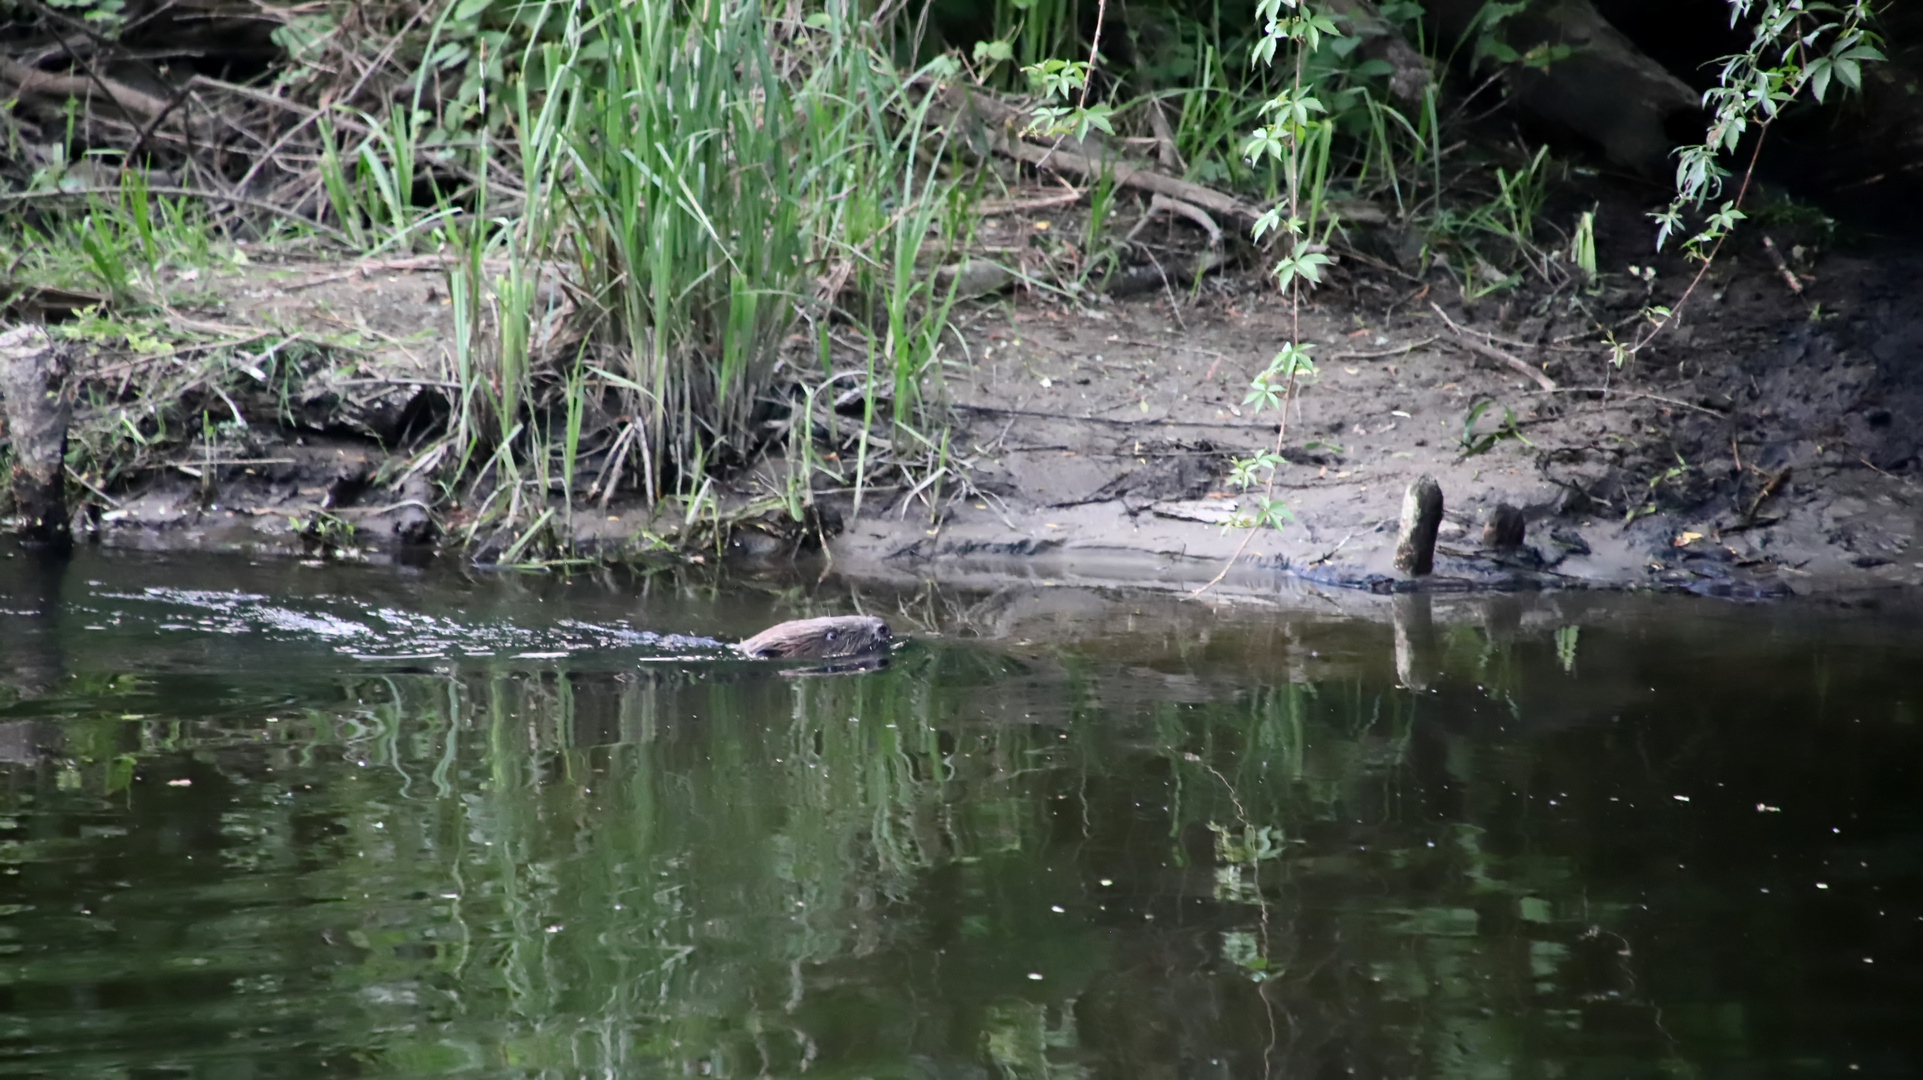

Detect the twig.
xmin=1125 ymin=193 xmax=1223 ymax=247
xmin=1430 ymin=303 xmax=1558 ymax=391
xmin=1545 ymin=387 xmax=1723 ymax=415
xmin=951 ymin=402 xmax=1247 ymax=428
xmin=1742 ymin=467 xmax=1791 ymax=525
xmin=1325 ymin=334 xmax=1440 ymax=361
xmin=977 ymin=189 xmax=1085 ymax=216
xmin=1305 ymin=529 xmax=1355 ymax=568
xmin=1144 ymin=97 xmax=1184 ymax=170
xmin=66 ymin=465 xmax=123 ymax=508
xmin=1760 ymin=236 xmax=1805 ymax=295
xmin=945 ymin=88 xmax=1264 ymax=225
xmin=119 ymin=80 xmax=195 ymax=178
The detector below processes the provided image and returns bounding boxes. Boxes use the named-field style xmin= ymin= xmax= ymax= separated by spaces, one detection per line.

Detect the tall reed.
xmin=414 ymin=0 xmax=969 ymax=556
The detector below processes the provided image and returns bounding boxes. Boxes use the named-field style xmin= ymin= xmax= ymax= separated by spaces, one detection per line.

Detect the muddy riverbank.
xmin=17 ymin=219 xmax=1923 ymax=600
xmin=830 ymin=240 xmax=1923 ymax=599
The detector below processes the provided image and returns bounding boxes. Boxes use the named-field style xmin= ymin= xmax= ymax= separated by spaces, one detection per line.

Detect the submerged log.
xmin=0 ymin=325 xmax=74 ymax=547
xmin=737 ymin=615 xmax=892 ymax=660
xmin=1393 ymin=475 xmax=1443 ymax=576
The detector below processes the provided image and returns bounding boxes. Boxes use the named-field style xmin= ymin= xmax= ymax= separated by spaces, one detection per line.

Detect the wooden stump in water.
xmin=1393 ymin=475 xmax=1443 ymax=576
xmin=738 ymin=615 xmax=892 ymax=660
xmin=0 ymin=326 xmax=74 ymax=547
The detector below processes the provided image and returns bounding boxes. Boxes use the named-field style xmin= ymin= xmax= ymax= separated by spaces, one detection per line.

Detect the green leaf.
xmin=1254 ymin=496 xmax=1295 ymax=529
xmin=1807 ymin=58 xmax=1833 ymax=101
xmin=973 ymin=39 xmax=1013 ymax=63
xmin=1252 ymin=206 xmax=1285 ymax=242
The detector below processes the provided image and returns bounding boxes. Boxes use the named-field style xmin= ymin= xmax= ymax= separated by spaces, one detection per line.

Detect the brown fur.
xmin=737 ymin=615 xmax=891 ymax=660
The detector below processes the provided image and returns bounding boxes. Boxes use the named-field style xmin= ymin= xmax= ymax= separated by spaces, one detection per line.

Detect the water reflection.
xmin=1 ymin=548 xmax=1920 ymax=1078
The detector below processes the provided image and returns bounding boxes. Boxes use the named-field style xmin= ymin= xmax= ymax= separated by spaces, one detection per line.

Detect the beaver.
xmin=736 ymin=615 xmax=892 ymax=660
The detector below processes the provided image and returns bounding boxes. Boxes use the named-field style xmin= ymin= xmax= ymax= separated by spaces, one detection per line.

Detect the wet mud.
xmin=9 ymin=216 xmax=1923 ymax=601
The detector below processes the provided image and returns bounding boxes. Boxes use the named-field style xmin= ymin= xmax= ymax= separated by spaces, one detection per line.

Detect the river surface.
xmin=1 ymin=545 xmax=1919 ymax=1079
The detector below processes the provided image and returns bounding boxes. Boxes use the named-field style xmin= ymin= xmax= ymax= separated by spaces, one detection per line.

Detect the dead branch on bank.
xmin=1430 ymin=303 xmax=1559 ymax=391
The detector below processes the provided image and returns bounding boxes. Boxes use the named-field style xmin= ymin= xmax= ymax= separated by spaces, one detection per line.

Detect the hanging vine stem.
xmin=1610 ymin=0 xmax=1881 ymax=367
xmin=1195 ymin=0 xmax=1339 ymax=595
xmin=1181 ymin=2 xmax=1344 ymax=1071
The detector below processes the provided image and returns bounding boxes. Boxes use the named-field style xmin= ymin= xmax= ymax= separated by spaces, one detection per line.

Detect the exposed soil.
xmin=17 ymin=192 xmax=1923 ymax=600
xmin=825 ymin=213 xmax=1923 ymax=599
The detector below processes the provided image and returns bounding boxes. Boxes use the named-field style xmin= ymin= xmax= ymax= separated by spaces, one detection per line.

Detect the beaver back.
xmin=737 ymin=615 xmax=891 ymax=660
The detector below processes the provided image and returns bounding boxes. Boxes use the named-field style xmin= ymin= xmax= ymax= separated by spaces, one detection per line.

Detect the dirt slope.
xmin=828 ymin=245 xmax=1923 ymax=599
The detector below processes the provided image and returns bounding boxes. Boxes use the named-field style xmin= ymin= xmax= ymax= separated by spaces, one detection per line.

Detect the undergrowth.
xmin=0 ymin=0 xmax=1887 ymax=564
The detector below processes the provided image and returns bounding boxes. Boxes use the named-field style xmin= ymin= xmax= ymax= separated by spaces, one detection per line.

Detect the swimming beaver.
xmin=736 ymin=615 xmax=892 ymax=660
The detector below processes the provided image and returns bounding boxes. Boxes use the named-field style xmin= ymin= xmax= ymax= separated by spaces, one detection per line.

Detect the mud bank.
xmin=825 ymin=245 xmax=1923 ymax=600
xmin=9 ymin=235 xmax=1923 ymax=600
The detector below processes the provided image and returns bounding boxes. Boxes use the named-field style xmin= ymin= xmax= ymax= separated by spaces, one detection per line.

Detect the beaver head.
xmin=737 ymin=615 xmax=892 ymax=660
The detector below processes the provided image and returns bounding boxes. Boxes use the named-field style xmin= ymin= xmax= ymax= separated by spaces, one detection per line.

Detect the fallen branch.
xmin=1430 ymin=303 xmax=1558 ymax=391
xmin=1544 ymin=387 xmax=1725 ymax=415
xmin=1126 ymin=193 xmax=1223 ymax=247
xmin=978 ymin=189 xmax=1085 ymax=216
xmin=0 ymin=54 xmax=171 ymax=122
xmin=1325 ymin=334 xmax=1440 ymax=362
xmin=945 ymin=87 xmax=1264 ymax=224
xmin=1760 ymin=236 xmax=1806 ymax=295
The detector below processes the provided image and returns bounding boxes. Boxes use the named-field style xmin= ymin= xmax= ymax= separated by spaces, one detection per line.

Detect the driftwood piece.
xmin=738 ymin=615 xmax=892 ymax=660
xmin=0 ymin=325 xmax=75 ymax=546
xmin=1393 ymin=475 xmax=1443 ymax=576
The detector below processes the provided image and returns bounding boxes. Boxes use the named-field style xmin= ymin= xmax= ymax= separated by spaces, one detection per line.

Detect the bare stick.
xmin=1430 ymin=303 xmax=1558 ymax=391
xmin=1761 ymin=236 xmax=1805 ymax=295
xmin=1545 ymin=387 xmax=1725 ymax=415
xmin=947 ymin=89 xmax=1264 ymax=224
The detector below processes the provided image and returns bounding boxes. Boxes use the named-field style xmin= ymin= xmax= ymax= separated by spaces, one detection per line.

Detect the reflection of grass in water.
xmin=321 ymin=656 xmax=1067 ymax=1070
xmin=8 ymin=640 xmax=1700 ymax=1077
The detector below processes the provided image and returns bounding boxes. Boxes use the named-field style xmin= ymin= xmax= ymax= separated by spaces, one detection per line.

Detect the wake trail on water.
xmin=86 ymin=586 xmax=733 ymax=663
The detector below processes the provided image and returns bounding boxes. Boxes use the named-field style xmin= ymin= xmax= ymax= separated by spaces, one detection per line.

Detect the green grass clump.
xmin=400 ymin=0 xmax=969 ymax=555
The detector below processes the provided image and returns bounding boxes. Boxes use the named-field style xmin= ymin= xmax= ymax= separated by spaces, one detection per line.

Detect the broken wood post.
xmin=0 ymin=325 xmax=74 ymax=547
xmin=1393 ymin=475 xmax=1443 ymax=576
xmin=1482 ymin=503 xmax=1525 ymax=549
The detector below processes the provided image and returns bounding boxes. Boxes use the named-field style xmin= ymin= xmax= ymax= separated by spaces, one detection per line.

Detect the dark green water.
xmin=2 ymin=546 xmax=1919 ymax=1079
